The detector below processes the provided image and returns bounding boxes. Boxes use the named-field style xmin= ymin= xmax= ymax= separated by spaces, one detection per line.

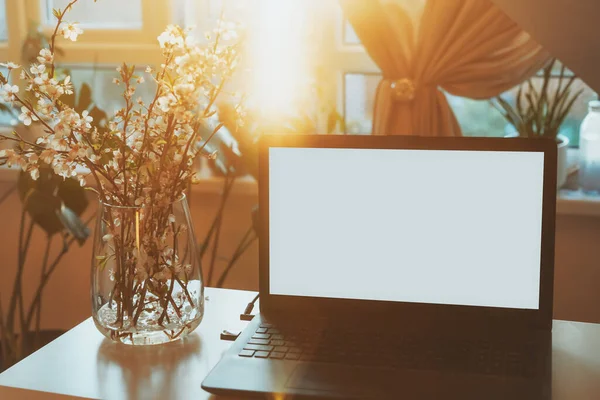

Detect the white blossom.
xmin=0 ymin=84 xmax=19 ymax=102
xmin=30 ymin=64 xmax=46 ymax=75
xmin=37 ymin=49 xmax=53 ymax=64
xmin=60 ymin=22 xmax=83 ymax=41
xmin=18 ymin=106 xmax=39 ymax=126
xmin=0 ymin=62 xmax=20 ymax=70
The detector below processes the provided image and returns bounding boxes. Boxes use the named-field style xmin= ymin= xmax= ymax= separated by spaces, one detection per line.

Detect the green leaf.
xmin=61 ymin=85 xmax=76 ymax=109
xmin=97 ymin=255 xmax=110 ymax=271
xmin=18 ymin=166 xmax=89 ymax=237
xmin=20 ymin=188 xmax=63 ymax=236
xmin=57 ymin=204 xmax=90 ymax=245
xmin=76 ymin=83 xmax=93 ymax=113
xmin=327 ymin=109 xmax=340 ymax=134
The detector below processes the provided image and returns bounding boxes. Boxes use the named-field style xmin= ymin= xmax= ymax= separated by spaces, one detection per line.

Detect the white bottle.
xmin=579 ymin=100 xmax=600 ymax=193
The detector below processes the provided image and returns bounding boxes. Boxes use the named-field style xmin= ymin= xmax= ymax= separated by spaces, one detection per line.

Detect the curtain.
xmin=340 ymin=0 xmax=550 ymax=136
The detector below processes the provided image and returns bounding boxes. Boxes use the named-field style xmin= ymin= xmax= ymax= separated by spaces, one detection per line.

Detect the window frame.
xmin=0 ymin=1 xmax=28 ymax=63
xmin=20 ymin=0 xmax=172 ymax=65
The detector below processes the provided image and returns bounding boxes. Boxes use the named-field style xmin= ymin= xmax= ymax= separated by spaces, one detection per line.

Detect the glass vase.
xmin=91 ymin=195 xmax=204 ymax=345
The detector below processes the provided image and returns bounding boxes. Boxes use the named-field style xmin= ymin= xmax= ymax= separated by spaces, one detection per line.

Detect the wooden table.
xmin=1 ymin=288 xmax=600 ymax=399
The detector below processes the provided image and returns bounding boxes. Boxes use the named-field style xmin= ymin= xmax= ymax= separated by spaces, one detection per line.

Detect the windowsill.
xmin=558 ymin=149 xmax=600 ymax=217
xmin=1 ymin=139 xmax=598 ymax=215
xmin=0 ymin=165 xmax=258 ymax=196
xmin=557 ymin=190 xmax=600 ymax=217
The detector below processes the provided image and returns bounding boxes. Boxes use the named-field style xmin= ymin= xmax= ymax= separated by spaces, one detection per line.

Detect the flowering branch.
xmin=1 ymin=0 xmax=244 ymax=345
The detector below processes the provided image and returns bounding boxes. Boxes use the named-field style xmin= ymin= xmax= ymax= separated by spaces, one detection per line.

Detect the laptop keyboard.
xmin=238 ymin=322 xmax=541 ymax=378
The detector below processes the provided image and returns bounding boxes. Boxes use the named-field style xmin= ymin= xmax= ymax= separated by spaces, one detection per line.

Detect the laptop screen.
xmin=268 ymin=147 xmax=545 ymax=310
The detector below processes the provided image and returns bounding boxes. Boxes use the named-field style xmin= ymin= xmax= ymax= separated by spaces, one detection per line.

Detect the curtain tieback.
xmin=389 ymin=78 xmax=417 ymax=102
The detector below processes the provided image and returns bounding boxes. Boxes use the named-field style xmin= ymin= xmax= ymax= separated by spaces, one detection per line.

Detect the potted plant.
xmin=493 ymin=59 xmax=584 ymax=188
xmin=0 ymin=25 xmax=112 ymax=370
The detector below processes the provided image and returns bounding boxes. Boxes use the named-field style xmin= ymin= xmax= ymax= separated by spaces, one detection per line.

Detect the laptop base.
xmin=202 ymin=315 xmax=551 ymax=400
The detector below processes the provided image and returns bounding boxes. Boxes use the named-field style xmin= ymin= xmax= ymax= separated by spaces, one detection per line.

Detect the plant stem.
xmin=25 ymin=215 xmax=94 ymax=329
xmin=33 ymin=235 xmax=53 ymax=348
xmin=0 ymin=184 xmax=16 ymax=207
xmin=49 ymin=0 xmax=80 ymax=78
xmin=215 ymin=225 xmax=257 ymax=288
xmin=7 ymin=209 xmax=31 ymax=334
xmin=200 ymin=171 xmax=236 ymax=259
xmin=0 ymin=297 xmax=13 ymax=369
xmin=18 ymin=220 xmax=35 ymax=334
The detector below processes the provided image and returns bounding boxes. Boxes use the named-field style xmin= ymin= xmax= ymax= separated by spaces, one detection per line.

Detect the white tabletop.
xmin=1 ymin=288 xmax=600 ymax=400
xmin=0 ymin=287 xmax=256 ymax=400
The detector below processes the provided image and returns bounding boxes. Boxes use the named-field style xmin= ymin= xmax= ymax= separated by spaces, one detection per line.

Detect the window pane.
xmin=66 ymin=66 xmax=156 ymax=117
xmin=44 ymin=0 xmax=143 ymax=29
xmin=0 ymin=0 xmax=7 ymax=41
xmin=343 ymin=72 xmax=595 ymax=145
xmin=0 ymin=66 xmax=17 ymax=127
xmin=208 ymin=0 xmax=251 ymax=21
xmin=544 ymin=61 xmax=575 ymax=76
xmin=344 ymin=21 xmax=360 ymax=44
xmin=455 ymin=77 xmax=597 ymax=147
xmin=1 ymin=66 xmax=158 ymax=128
xmin=344 ymin=73 xmax=380 ymax=134
xmin=446 ymin=94 xmax=509 ymax=138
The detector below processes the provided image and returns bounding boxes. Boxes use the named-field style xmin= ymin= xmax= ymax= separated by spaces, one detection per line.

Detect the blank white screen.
xmin=269 ymin=147 xmax=544 ymax=310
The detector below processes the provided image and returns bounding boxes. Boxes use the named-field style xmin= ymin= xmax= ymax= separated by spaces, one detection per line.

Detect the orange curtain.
xmin=340 ymin=0 xmax=550 ymax=136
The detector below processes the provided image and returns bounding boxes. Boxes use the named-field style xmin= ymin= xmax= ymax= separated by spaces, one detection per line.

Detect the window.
xmin=22 ymin=0 xmax=170 ymax=64
xmin=43 ymin=0 xmax=143 ymax=29
xmin=0 ymin=0 xmax=7 ymax=42
xmin=343 ymin=22 xmax=360 ymax=45
xmin=449 ymin=69 xmax=598 ymax=146
xmin=344 ymin=73 xmax=379 ymax=134
xmin=1 ymin=0 xmax=596 ymax=147
xmin=0 ymin=0 xmax=171 ymax=129
xmin=332 ymin=5 xmax=597 ymax=147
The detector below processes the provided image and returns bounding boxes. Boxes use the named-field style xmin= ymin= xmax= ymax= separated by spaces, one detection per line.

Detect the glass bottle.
xmin=579 ymin=100 xmax=600 ymax=193
xmin=91 ymin=194 xmax=204 ymax=345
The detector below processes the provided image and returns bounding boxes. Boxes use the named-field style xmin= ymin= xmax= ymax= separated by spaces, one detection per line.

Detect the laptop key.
xmin=252 ymin=333 xmax=270 ymax=340
xmin=239 ymin=350 xmax=255 ymax=357
xmin=255 ymin=351 xmax=270 ymax=358
xmin=270 ymin=340 xmax=285 ymax=346
xmin=271 ymin=334 xmax=284 ymax=341
xmin=248 ymin=339 xmax=270 ymax=345
xmin=270 ymin=352 xmax=285 ymax=359
xmin=288 ymin=347 xmax=302 ymax=354
xmin=274 ymin=346 xmax=289 ymax=353
xmin=267 ymin=328 xmax=281 ymax=334
xmin=285 ymin=352 xmax=300 ymax=360
xmin=256 ymin=327 xmax=268 ymax=334
xmin=244 ymin=344 xmax=274 ymax=352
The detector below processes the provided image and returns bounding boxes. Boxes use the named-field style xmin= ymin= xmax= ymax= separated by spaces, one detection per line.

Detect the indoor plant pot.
xmin=506 ymin=132 xmax=570 ymax=189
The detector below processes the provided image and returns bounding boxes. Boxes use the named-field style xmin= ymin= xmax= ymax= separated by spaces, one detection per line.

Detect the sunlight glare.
xmin=250 ymin=0 xmax=310 ymax=118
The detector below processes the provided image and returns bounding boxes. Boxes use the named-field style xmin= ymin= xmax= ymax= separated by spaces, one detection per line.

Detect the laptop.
xmin=202 ymin=135 xmax=555 ymax=399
